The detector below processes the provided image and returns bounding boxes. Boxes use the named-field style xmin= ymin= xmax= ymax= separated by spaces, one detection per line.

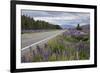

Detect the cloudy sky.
xmin=21 ymin=10 xmax=90 ymax=26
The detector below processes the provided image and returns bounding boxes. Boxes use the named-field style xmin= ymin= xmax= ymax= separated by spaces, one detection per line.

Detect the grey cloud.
xmin=21 ymin=10 xmax=90 ymax=26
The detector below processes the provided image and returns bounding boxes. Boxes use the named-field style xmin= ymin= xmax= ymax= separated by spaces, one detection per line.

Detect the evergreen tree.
xmin=76 ymin=24 xmax=82 ymax=30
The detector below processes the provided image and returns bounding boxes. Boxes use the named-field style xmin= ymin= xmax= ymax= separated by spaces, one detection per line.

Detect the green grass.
xmin=32 ymin=54 xmax=43 ymax=62
xmin=32 ymin=33 xmax=90 ymax=62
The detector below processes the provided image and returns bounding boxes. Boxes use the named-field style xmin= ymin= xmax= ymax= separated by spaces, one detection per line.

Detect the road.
xmin=21 ymin=30 xmax=66 ymax=49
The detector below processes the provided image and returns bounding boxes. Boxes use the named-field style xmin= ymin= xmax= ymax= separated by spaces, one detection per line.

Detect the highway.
xmin=21 ymin=30 xmax=66 ymax=49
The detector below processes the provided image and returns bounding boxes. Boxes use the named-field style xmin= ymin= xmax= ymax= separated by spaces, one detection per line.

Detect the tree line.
xmin=21 ymin=15 xmax=62 ymax=30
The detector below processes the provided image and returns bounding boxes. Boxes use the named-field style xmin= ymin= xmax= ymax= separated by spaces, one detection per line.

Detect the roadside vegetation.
xmin=31 ymin=30 xmax=90 ymax=62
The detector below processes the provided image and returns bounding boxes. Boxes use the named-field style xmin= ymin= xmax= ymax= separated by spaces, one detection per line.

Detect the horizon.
xmin=21 ymin=10 xmax=90 ymax=26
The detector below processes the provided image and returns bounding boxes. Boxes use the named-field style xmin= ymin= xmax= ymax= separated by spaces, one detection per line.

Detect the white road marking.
xmin=21 ymin=30 xmax=65 ymax=51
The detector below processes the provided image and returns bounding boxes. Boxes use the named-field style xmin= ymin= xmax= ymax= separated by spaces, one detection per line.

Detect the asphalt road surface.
xmin=21 ymin=30 xmax=65 ymax=49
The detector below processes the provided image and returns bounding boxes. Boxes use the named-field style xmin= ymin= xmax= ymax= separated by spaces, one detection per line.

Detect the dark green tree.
xmin=76 ymin=24 xmax=82 ymax=30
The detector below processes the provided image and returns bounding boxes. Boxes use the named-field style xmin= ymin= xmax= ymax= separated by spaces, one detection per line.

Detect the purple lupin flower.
xmin=21 ymin=56 xmax=26 ymax=63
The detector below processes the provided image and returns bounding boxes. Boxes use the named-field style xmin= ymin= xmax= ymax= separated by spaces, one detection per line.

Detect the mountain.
xmin=60 ymin=24 xmax=75 ymax=29
xmin=81 ymin=24 xmax=90 ymax=30
xmin=81 ymin=24 xmax=90 ymax=33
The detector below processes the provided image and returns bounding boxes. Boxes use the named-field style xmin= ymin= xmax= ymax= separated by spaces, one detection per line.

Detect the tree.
xmin=76 ymin=24 xmax=82 ymax=30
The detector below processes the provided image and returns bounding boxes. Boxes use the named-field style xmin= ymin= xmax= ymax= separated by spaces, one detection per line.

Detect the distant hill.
xmin=60 ymin=24 xmax=75 ymax=29
xmin=81 ymin=24 xmax=90 ymax=29
xmin=81 ymin=24 xmax=90 ymax=33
